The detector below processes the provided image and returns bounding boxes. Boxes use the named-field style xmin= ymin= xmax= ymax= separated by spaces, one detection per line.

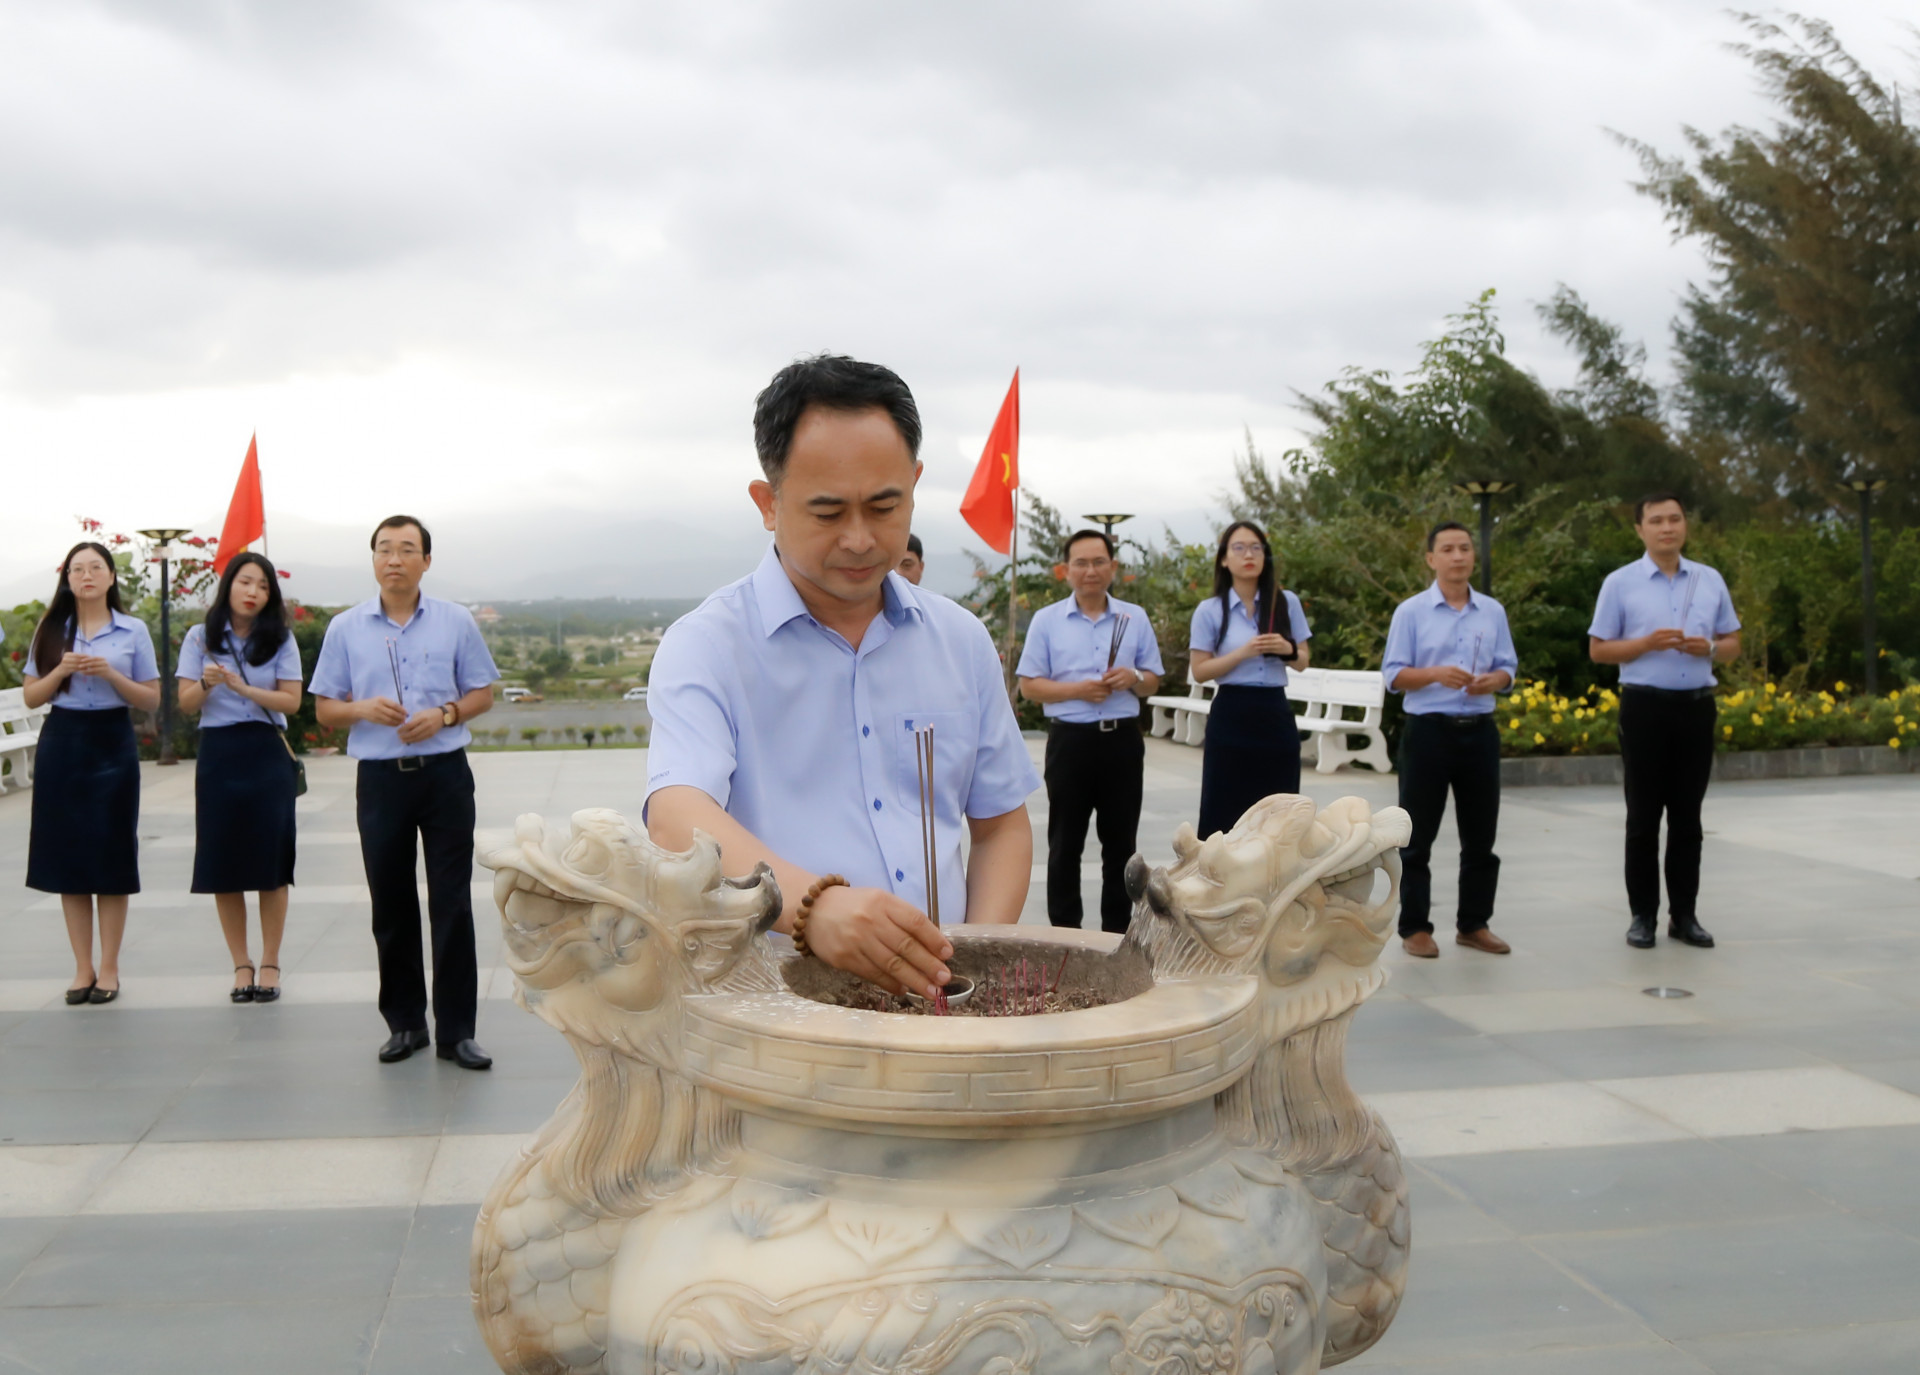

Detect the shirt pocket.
xmin=893 ymin=710 xmax=979 ymax=815
xmin=408 ymin=648 xmax=459 ymax=712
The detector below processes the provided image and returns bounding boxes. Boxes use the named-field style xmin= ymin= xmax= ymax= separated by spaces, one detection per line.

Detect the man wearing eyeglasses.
xmin=1016 ymin=529 xmax=1163 ymax=933
xmin=312 ymin=515 xmax=500 ymax=1070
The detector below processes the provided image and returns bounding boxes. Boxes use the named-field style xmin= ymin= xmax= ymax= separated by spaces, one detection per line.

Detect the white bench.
xmin=1146 ymin=667 xmax=1392 ymax=774
xmin=0 ymin=686 xmax=49 ymax=793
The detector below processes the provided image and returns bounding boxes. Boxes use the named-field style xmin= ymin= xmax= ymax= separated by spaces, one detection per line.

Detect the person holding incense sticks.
xmin=176 ymin=552 xmax=305 ymax=1003
xmin=1589 ymin=493 xmax=1741 ymax=950
xmin=645 ymin=355 xmax=1037 ymax=999
xmin=1017 ymin=528 xmax=1163 ymax=933
xmin=1188 ymin=521 xmax=1311 ymax=840
xmin=311 ymin=515 xmax=500 ymax=1069
xmin=1381 ymin=521 xmax=1519 ymax=958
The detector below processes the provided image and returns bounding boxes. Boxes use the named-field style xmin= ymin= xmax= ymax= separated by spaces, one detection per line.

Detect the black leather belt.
xmin=1408 ymin=713 xmax=1494 ymax=728
xmin=1622 ymin=686 xmax=1716 ymax=701
xmin=360 ymin=749 xmax=464 ymax=773
xmin=1050 ymin=718 xmax=1136 ymax=734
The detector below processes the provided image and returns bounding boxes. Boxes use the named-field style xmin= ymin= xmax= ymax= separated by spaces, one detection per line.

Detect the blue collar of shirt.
xmin=360 ymin=594 xmax=435 ymax=629
xmin=1637 ymin=553 xmax=1695 ymax=581
xmin=74 ymin=609 xmax=141 ymax=639
xmin=752 ymin=545 xmax=922 ymax=641
xmin=1422 ymin=582 xmax=1480 ymax=613
xmin=1064 ymin=594 xmax=1117 ymax=624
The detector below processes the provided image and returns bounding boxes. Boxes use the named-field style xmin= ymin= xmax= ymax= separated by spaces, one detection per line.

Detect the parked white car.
xmin=622 ymin=686 xmax=649 ymax=702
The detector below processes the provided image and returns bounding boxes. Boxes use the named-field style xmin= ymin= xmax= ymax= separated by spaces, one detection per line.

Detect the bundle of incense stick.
xmin=1677 ymin=570 xmax=1699 ymax=640
xmin=1468 ymin=632 xmax=1483 ymax=679
xmin=1106 ymin=613 xmax=1131 ymax=670
xmin=914 ymin=723 xmax=939 ymax=927
xmin=385 ymin=637 xmax=405 ymax=704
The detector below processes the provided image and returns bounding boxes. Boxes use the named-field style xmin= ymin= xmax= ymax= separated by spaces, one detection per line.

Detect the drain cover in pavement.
xmin=1642 ymin=986 xmax=1694 ymax=999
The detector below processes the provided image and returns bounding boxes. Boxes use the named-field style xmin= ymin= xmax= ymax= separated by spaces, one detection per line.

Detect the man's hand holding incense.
xmin=806 ymin=886 xmax=953 ymax=999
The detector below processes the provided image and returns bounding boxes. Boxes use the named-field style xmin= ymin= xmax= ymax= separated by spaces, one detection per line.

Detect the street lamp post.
xmin=137 ymin=527 xmax=193 ymax=766
xmin=1451 ymin=481 xmax=1518 ymax=595
xmin=1081 ymin=513 xmax=1135 ymax=542
xmin=1848 ymin=479 xmax=1889 ymax=696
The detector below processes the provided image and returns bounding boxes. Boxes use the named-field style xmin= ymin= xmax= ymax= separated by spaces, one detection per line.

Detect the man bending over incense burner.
xmin=644 ymin=355 xmax=1038 ymax=996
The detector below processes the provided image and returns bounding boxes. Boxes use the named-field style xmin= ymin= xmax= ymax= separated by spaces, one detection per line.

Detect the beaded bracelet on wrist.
xmin=793 ymin=874 xmax=848 ymax=957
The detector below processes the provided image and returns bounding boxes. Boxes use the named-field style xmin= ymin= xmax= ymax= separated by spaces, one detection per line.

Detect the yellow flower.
xmin=1750 ymin=713 xmax=1762 ymax=725
xmin=1765 ymin=682 xmax=1776 ymax=694
xmin=1723 ymin=726 xmax=1733 ymax=737
xmin=1891 ymin=737 xmax=1903 ymax=749
xmin=1533 ymin=732 xmax=1545 ymax=744
xmin=1897 ymin=716 xmax=1907 ymax=725
xmin=1822 ymin=703 xmax=1833 ymax=714
xmin=1508 ymin=718 xmax=1519 ymax=730
xmin=1551 ymin=713 xmax=1563 ymax=724
xmin=1836 ymin=680 xmax=1849 ymax=693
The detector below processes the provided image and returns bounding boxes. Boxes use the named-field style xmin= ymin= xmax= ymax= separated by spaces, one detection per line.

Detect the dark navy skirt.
xmin=192 ymin=722 xmax=297 ymax=894
xmin=1197 ymin=684 xmax=1302 ymax=839
xmin=26 ymin=707 xmax=141 ymax=895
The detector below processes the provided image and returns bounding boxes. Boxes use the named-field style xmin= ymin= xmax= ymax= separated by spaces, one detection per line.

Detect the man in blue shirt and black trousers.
xmin=1016 ymin=530 xmax=1164 ymax=932
xmin=1589 ymin=493 xmax=1741 ymax=950
xmin=1381 ymin=521 xmax=1519 ymax=958
xmin=312 ymin=516 xmax=501 ymax=1069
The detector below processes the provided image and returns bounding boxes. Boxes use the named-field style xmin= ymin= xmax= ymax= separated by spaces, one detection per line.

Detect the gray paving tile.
xmin=1494 ymin=1025 xmax=1826 ymax=1082
xmin=0 ymin=1006 xmax=240 ymax=1051
xmin=1 ymin=1208 xmax=411 ymax=1308
xmin=1420 ymin=1139 xmax=1833 ymax=1237
xmin=1757 ymin=1010 xmax=1920 ymax=1065
xmin=1402 ymin=1165 xmax=1515 ymax=1246
xmin=1354 ymin=1239 xmax=1659 ymax=1362
xmin=0 ymin=1298 xmax=381 ymax=1374
xmin=1681 ymin=1319 xmax=1920 ymax=1374
xmin=146 ymin=1078 xmax=454 ymax=1141
xmin=1537 ymin=1212 xmax=1920 ymax=1341
xmin=0 ymin=1218 xmax=61 ymax=1298
xmin=1718 ymin=1124 xmax=1920 ymax=1241
xmin=392 ymin=1205 xmax=480 ymax=1299
xmin=1347 ymin=1033 xmax=1562 ymax=1094
xmin=0 ymin=1086 xmax=180 ymax=1145
xmin=1853 ymin=1058 xmax=1920 ymax=1096
xmin=440 ymin=1076 xmax=566 ymax=1135
xmin=370 ymin=1295 xmax=492 ymax=1374
xmin=0 ymin=1040 xmax=218 ymax=1093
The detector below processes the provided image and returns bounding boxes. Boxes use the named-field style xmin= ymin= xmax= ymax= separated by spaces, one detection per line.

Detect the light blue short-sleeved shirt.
xmin=1381 ymin=584 xmax=1520 ymax=717
xmin=1589 ymin=554 xmax=1741 ymax=690
xmin=645 ymin=545 xmax=1039 ymax=924
xmin=308 ymin=595 xmax=500 ymax=759
xmin=1188 ymin=589 xmax=1311 ymax=687
xmin=178 ymin=623 xmax=305 ymax=730
xmin=24 ymin=609 xmax=159 ymax=710
xmin=1015 ymin=593 xmax=1166 ymax=723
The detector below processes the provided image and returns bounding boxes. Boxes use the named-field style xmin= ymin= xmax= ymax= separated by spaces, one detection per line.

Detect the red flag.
xmin=214 ymin=435 xmax=265 ymax=575
xmin=960 ymin=370 xmax=1020 ymax=553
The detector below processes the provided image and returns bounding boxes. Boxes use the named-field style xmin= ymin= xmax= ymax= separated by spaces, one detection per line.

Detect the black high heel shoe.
xmin=65 ymin=980 xmax=96 ymax=1006
xmin=252 ymin=965 xmax=281 ymax=1004
xmin=231 ymin=965 xmax=255 ymax=1004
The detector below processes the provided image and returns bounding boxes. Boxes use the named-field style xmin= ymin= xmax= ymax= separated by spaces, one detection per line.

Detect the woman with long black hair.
xmin=1187 ymin=520 xmax=1312 ymax=839
xmin=177 ymin=553 xmax=304 ymax=1004
xmin=23 ymin=542 xmax=162 ymax=1005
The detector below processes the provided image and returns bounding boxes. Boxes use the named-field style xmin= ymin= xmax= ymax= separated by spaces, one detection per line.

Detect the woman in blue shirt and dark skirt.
xmin=23 ymin=542 xmax=162 ymax=1005
xmin=177 ymin=553 xmax=305 ymax=1004
xmin=1187 ymin=521 xmax=1312 ymax=840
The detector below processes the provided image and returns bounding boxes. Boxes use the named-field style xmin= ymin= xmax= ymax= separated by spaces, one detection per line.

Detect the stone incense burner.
xmin=474 ymin=794 xmax=1412 ymax=1375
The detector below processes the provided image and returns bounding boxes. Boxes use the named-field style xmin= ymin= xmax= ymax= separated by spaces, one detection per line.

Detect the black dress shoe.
xmin=437 ymin=1039 xmax=492 ymax=1071
xmin=378 ymin=1029 xmax=431 ymax=1063
xmin=66 ymin=981 xmax=96 ymax=1006
xmin=1626 ymin=914 xmax=1657 ymax=949
xmin=89 ymin=984 xmax=119 ymax=1005
xmin=1668 ymin=917 xmax=1716 ymax=948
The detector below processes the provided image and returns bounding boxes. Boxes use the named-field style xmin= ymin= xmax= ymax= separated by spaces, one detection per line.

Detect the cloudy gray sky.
xmin=4 ymin=1 xmax=1914 ymax=603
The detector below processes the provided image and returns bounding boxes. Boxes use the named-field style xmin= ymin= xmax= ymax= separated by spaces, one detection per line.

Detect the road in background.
xmin=481 ymin=699 xmax=652 ymax=739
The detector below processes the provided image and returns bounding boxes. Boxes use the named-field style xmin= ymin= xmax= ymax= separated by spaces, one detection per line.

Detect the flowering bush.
xmin=1499 ymin=679 xmax=1920 ymax=756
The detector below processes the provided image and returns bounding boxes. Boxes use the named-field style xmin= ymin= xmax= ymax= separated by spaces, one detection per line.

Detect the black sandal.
xmin=252 ymin=965 xmax=281 ymax=1004
xmin=66 ymin=980 xmax=96 ymax=1006
xmin=231 ymin=965 xmax=255 ymax=1004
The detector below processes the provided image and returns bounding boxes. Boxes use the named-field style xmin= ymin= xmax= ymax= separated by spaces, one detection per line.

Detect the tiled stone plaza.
xmin=0 ymin=740 xmax=1917 ymax=1372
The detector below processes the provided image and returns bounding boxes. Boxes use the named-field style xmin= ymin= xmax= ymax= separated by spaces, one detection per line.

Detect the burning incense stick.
xmin=915 ymin=723 xmax=939 ymax=927
xmin=1106 ymin=614 xmax=1130 ymax=670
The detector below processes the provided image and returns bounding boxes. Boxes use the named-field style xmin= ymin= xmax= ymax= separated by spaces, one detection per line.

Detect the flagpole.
xmin=1005 ymin=486 xmax=1020 ymax=699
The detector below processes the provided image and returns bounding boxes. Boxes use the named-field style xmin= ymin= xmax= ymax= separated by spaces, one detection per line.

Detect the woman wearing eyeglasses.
xmin=1187 ymin=521 xmax=1311 ymax=839
xmin=22 ymin=542 xmax=163 ymax=1006
xmin=178 ymin=553 xmax=305 ymax=1004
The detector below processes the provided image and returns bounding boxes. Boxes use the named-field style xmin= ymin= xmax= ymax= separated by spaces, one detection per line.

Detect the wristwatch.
xmin=441 ymin=701 xmax=459 ymax=728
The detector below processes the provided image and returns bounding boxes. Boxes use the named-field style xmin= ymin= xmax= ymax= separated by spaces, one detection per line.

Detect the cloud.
xmin=2 ymin=0 xmax=1913 ymax=593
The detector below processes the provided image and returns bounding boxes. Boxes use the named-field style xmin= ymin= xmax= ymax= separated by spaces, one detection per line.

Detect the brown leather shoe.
xmin=1456 ymin=928 xmax=1511 ymax=955
xmin=1401 ymin=931 xmax=1440 ymax=958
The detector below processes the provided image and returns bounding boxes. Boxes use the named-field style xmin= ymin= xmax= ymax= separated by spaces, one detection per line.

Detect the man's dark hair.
xmin=752 ymin=354 xmax=922 ymax=483
xmin=1634 ymin=492 xmax=1687 ymax=524
xmin=371 ymin=514 xmax=432 ymax=556
xmin=906 ymin=533 xmax=923 ymax=559
xmin=1426 ymin=520 xmax=1473 ymax=551
xmin=1062 ymin=529 xmax=1116 ymax=561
